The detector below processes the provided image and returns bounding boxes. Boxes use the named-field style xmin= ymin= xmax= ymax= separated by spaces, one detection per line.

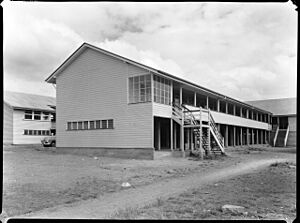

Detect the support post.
xmin=199 ymin=107 xmax=203 ymax=159
xmin=194 ymin=92 xmax=197 ymax=107
xmin=240 ymin=127 xmax=243 ymax=146
xmin=217 ymin=99 xmax=220 ymax=112
xmin=233 ymin=126 xmax=236 ymax=147
xmin=246 ymin=128 xmax=249 ymax=146
xmin=187 ymin=128 xmax=190 ymax=150
xmin=206 ymin=96 xmax=209 ymax=109
xmin=256 ymin=129 xmax=259 ymax=144
xmin=207 ymin=110 xmax=211 ymax=155
xmin=180 ymin=86 xmax=182 ymax=105
xmin=261 ymin=130 xmax=263 ymax=145
xmin=174 ymin=124 xmax=177 ymax=150
xmin=225 ymin=125 xmax=228 ymax=147
xmin=170 ymin=119 xmax=173 ymax=151
xmin=225 ymin=102 xmax=228 ymax=114
xmin=180 ymin=111 xmax=184 ymax=152
xmin=157 ymin=121 xmax=161 ymax=150
xmin=252 ymin=129 xmax=254 ymax=145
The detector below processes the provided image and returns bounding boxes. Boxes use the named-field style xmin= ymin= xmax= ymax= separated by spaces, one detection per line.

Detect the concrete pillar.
xmin=157 ymin=121 xmax=161 ymax=150
xmin=174 ymin=123 xmax=177 ymax=149
xmin=225 ymin=125 xmax=228 ymax=147
xmin=170 ymin=119 xmax=173 ymax=150
xmin=233 ymin=126 xmax=236 ymax=147
xmin=240 ymin=127 xmax=243 ymax=146
xmin=246 ymin=128 xmax=249 ymax=146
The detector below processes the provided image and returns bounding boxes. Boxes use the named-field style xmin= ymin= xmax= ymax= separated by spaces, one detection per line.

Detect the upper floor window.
xmin=24 ymin=110 xmax=33 ymax=120
xmin=129 ymin=74 xmax=151 ymax=104
xmin=24 ymin=110 xmax=52 ymax=121
xmin=153 ymin=75 xmax=171 ymax=105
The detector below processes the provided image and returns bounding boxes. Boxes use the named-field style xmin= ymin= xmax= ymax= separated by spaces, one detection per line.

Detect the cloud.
xmin=3 ymin=1 xmax=297 ymax=101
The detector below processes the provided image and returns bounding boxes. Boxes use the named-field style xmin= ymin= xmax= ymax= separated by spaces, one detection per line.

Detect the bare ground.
xmin=2 ymin=145 xmax=296 ymax=220
xmin=113 ymin=161 xmax=296 ymax=222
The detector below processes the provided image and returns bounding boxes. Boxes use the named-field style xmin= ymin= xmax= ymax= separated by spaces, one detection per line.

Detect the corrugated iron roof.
xmin=246 ymin=98 xmax=296 ymax=116
xmin=4 ymin=91 xmax=56 ymax=111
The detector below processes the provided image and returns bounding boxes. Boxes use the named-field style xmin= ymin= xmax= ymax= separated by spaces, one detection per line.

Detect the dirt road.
xmin=15 ymin=156 xmax=294 ymax=219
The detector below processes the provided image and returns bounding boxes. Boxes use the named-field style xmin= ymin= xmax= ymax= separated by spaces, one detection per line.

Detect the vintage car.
xmin=41 ymin=135 xmax=56 ymax=147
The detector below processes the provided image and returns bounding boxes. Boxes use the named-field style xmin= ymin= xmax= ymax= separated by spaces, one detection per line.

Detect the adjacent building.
xmin=247 ymin=98 xmax=296 ymax=147
xmin=3 ymin=91 xmax=56 ymax=145
xmin=45 ymin=42 xmax=273 ymax=159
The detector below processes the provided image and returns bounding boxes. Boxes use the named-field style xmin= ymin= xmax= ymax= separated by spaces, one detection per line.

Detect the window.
xmin=129 ymin=74 xmax=151 ymax=103
xmin=42 ymin=130 xmax=46 ymax=135
xmin=101 ymin=120 xmax=108 ymax=129
xmin=29 ymin=130 xmax=33 ymax=135
xmin=24 ymin=110 xmax=33 ymax=120
xmin=38 ymin=130 xmax=42 ymax=135
xmin=67 ymin=122 xmax=72 ymax=130
xmin=84 ymin=121 xmax=89 ymax=130
xmin=108 ymin=119 xmax=113 ymax=129
xmin=51 ymin=113 xmax=56 ymax=122
xmin=42 ymin=112 xmax=50 ymax=120
xmin=34 ymin=111 xmax=41 ymax=120
xmin=33 ymin=130 xmax=37 ymax=135
xmin=24 ymin=129 xmax=50 ymax=135
xmin=78 ymin=121 xmax=83 ymax=130
xmin=90 ymin=121 xmax=95 ymax=129
xmin=72 ymin=122 xmax=77 ymax=130
xmin=153 ymin=75 xmax=171 ymax=105
xmin=96 ymin=120 xmax=101 ymax=129
xmin=24 ymin=130 xmax=28 ymax=135
xmin=67 ymin=119 xmax=114 ymax=131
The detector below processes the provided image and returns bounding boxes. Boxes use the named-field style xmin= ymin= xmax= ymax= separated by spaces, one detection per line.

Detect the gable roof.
xmin=45 ymin=42 xmax=272 ymax=114
xmin=246 ymin=98 xmax=297 ymax=116
xmin=4 ymin=91 xmax=56 ymax=112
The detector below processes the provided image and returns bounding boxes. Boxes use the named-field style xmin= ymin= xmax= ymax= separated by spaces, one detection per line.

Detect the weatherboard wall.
xmin=55 ymin=47 xmax=153 ymax=149
xmin=3 ymin=102 xmax=13 ymax=144
xmin=12 ymin=110 xmax=53 ymax=144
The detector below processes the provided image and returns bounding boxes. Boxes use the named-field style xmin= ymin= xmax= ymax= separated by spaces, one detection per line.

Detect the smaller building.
xmin=3 ymin=91 xmax=56 ymax=145
xmin=246 ymin=98 xmax=296 ymax=147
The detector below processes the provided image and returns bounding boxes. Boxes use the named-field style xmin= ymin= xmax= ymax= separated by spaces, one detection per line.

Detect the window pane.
xmin=90 ymin=121 xmax=95 ymax=129
xmin=67 ymin=122 xmax=71 ymax=130
xmin=108 ymin=119 xmax=113 ymax=129
xmin=24 ymin=130 xmax=28 ymax=135
xmin=33 ymin=130 xmax=37 ymax=135
xmin=72 ymin=122 xmax=77 ymax=130
xmin=38 ymin=130 xmax=42 ymax=135
xmin=29 ymin=130 xmax=33 ymax=135
xmin=101 ymin=120 xmax=107 ymax=129
xmin=42 ymin=130 xmax=46 ymax=135
xmin=96 ymin=120 xmax=101 ymax=129
xmin=78 ymin=122 xmax=83 ymax=130
xmin=84 ymin=121 xmax=88 ymax=129
xmin=25 ymin=114 xmax=32 ymax=119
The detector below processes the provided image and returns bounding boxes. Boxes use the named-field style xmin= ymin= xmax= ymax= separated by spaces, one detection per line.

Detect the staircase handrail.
xmin=172 ymin=102 xmax=183 ymax=118
xmin=273 ymin=125 xmax=279 ymax=147
xmin=207 ymin=110 xmax=223 ymax=145
xmin=284 ymin=124 xmax=289 ymax=147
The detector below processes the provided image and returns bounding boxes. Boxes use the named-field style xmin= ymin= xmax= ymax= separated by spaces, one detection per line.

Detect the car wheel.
xmin=51 ymin=141 xmax=56 ymax=147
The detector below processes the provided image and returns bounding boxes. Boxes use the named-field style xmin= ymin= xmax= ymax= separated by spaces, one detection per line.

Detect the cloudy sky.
xmin=3 ymin=1 xmax=297 ymax=101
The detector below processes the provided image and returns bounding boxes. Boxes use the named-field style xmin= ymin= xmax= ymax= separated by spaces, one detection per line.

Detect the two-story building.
xmin=45 ymin=42 xmax=272 ymax=159
xmin=3 ymin=91 xmax=56 ymax=145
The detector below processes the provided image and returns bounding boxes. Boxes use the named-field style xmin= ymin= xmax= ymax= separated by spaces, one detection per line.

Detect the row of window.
xmin=24 ymin=110 xmax=55 ymax=121
xmin=24 ymin=129 xmax=51 ymax=136
xmin=67 ymin=119 xmax=114 ymax=131
xmin=153 ymin=75 xmax=171 ymax=105
xmin=128 ymin=74 xmax=151 ymax=103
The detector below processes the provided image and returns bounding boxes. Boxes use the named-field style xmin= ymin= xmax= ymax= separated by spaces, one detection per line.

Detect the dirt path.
xmin=13 ymin=156 xmax=294 ymax=219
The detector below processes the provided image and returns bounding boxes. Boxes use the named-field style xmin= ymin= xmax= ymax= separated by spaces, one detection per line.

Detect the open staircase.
xmin=172 ymin=103 xmax=225 ymax=155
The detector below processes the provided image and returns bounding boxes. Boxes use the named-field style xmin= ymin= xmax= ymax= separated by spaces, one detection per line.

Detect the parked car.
xmin=41 ymin=135 xmax=56 ymax=147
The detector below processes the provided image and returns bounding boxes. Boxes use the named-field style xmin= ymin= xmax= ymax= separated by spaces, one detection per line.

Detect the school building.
xmin=45 ymin=42 xmax=273 ymax=159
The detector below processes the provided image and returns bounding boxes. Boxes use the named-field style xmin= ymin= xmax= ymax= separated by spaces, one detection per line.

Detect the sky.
xmin=3 ymin=1 xmax=297 ymax=101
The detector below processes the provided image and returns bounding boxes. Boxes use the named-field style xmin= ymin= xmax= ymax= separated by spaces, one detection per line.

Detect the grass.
xmin=112 ymin=161 xmax=296 ymax=220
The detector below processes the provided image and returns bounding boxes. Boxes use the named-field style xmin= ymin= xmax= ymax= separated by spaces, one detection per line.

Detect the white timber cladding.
xmin=12 ymin=110 xmax=52 ymax=144
xmin=153 ymin=103 xmax=172 ymax=118
xmin=3 ymin=102 xmax=13 ymax=144
xmin=56 ymin=48 xmax=153 ymax=148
